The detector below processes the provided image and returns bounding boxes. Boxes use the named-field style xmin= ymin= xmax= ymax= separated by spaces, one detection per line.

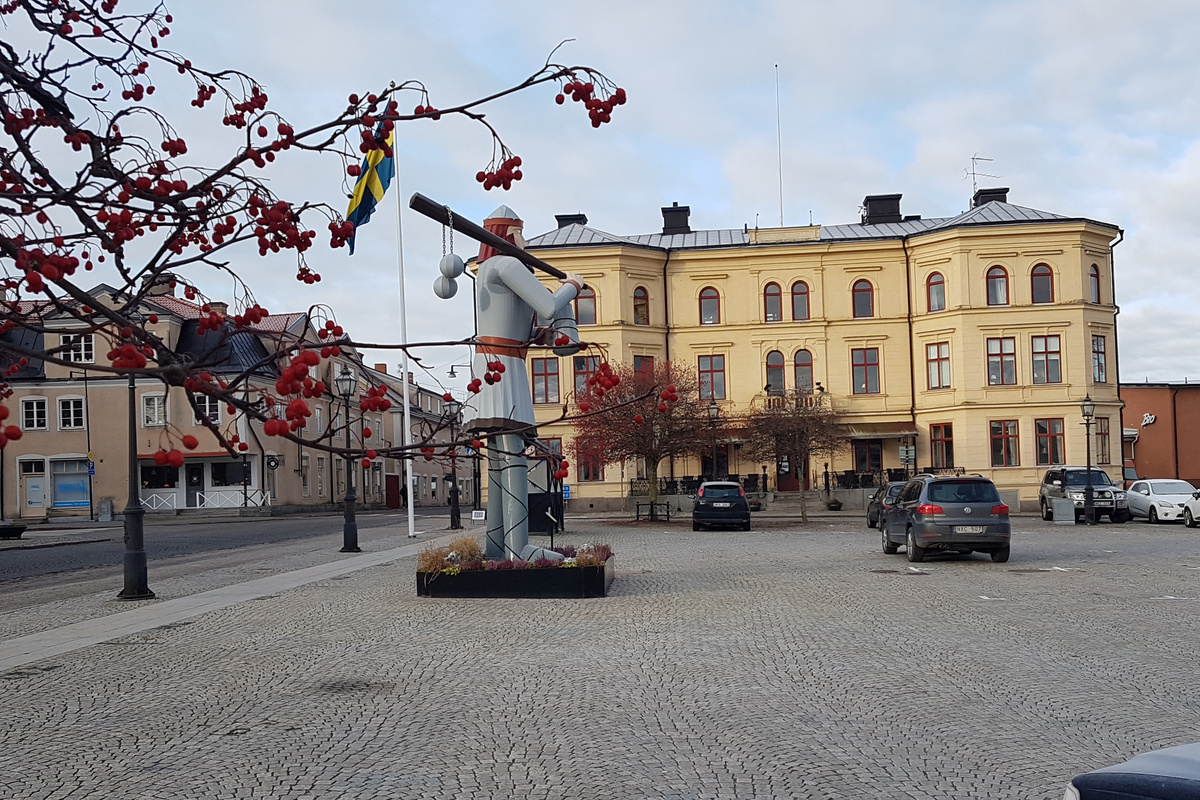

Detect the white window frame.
xmin=142 ymin=394 xmax=167 ymax=427
xmin=317 ymin=456 xmax=327 ymax=498
xmin=193 ymin=394 xmax=220 ymax=425
xmin=301 ymin=453 xmax=311 ymax=497
xmin=21 ymin=397 xmax=48 ymax=431
xmin=57 ymin=396 xmax=85 ymax=431
xmin=60 ymin=333 xmax=94 ymax=364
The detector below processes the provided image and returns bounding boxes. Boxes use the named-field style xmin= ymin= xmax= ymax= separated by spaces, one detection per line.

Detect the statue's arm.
xmin=494 ymin=256 xmax=579 ymax=319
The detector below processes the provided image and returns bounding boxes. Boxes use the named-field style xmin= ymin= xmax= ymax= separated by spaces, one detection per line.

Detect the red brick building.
xmin=1120 ymin=383 xmax=1200 ymax=485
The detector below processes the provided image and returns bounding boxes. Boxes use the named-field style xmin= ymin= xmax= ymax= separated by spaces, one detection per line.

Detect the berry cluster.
xmin=107 ymin=340 xmax=153 ymax=371
xmin=220 ymin=86 xmax=269 ymax=129
xmin=413 ymin=103 xmax=442 ymax=120
xmin=232 ymin=303 xmax=269 ymax=329
xmin=63 ymin=130 xmax=91 ymax=151
xmin=0 ymin=405 xmax=21 ymax=448
xmin=359 ymin=386 xmax=392 ymax=412
xmin=153 ymin=449 xmax=185 ymax=468
xmin=475 ymin=155 xmax=522 ymax=191
xmin=656 ymin=384 xmax=679 ymax=413
xmin=466 ymin=360 xmax=506 ymax=394
xmin=317 ymin=319 xmax=345 ymax=339
xmin=247 ymin=195 xmax=317 ymax=261
xmin=275 ymin=349 xmax=323 ymax=398
xmin=556 ymin=80 xmax=626 ymax=128
xmin=328 ymin=220 xmax=355 ymax=249
xmin=195 ymin=303 xmax=226 ymax=334
xmin=553 ymin=459 xmax=570 ymax=481
xmin=420 ymin=445 xmax=436 ymax=461
xmin=161 ymin=137 xmax=188 ymax=157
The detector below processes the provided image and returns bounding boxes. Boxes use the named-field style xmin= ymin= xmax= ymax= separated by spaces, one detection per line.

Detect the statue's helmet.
xmin=479 ymin=205 xmax=523 ymax=262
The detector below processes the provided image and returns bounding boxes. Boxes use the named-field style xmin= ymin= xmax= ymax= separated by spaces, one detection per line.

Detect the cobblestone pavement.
xmin=3 ymin=516 xmax=1200 ymax=799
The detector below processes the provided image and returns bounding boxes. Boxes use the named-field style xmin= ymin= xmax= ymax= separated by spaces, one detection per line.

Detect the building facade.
xmin=1119 ymin=383 xmax=1200 ymax=486
xmin=518 ymin=189 xmax=1122 ymax=511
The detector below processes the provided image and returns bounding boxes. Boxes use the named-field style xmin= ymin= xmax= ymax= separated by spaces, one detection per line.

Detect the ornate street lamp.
xmin=334 ymin=366 xmax=361 ymax=552
xmin=707 ymin=400 xmax=720 ymax=482
xmin=445 ymin=397 xmax=462 ymax=530
xmin=118 ymin=314 xmax=152 ymax=600
xmin=1080 ymin=394 xmax=1097 ymax=526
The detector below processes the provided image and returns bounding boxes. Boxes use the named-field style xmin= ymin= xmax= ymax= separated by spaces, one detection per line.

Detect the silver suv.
xmin=880 ymin=474 xmax=1011 ymax=563
xmin=1038 ymin=467 xmax=1128 ymax=523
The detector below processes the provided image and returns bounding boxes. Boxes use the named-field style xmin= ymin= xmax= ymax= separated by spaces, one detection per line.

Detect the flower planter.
xmin=417 ymin=558 xmax=614 ymax=598
xmin=826 ymin=500 xmax=843 ymax=511
xmin=0 ymin=524 xmax=27 ymax=540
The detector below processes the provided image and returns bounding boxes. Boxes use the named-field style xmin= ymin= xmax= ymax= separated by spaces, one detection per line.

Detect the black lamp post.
xmin=118 ymin=368 xmax=153 ymax=599
xmin=1081 ymin=394 xmax=1096 ymax=526
xmin=445 ymin=397 xmax=462 ymax=530
xmin=707 ymin=400 xmax=720 ymax=482
xmin=334 ymin=366 xmax=361 ymax=553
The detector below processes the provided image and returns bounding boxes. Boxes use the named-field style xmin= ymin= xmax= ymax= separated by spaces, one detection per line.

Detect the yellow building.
xmin=522 ymin=189 xmax=1122 ymax=511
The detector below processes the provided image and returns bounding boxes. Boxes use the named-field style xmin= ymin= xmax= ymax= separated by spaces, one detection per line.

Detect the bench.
xmin=635 ymin=502 xmax=672 ymax=521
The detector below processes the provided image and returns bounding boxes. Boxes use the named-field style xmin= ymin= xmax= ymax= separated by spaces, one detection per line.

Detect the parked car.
xmin=1126 ymin=479 xmax=1198 ymax=523
xmin=866 ymin=481 xmax=906 ymax=529
xmin=1185 ymin=489 xmax=1200 ymax=528
xmin=880 ymin=474 xmax=1011 ymax=563
xmin=1038 ymin=466 xmax=1129 ymax=523
xmin=1066 ymin=740 xmax=1200 ymax=799
xmin=692 ymin=481 xmax=751 ymax=531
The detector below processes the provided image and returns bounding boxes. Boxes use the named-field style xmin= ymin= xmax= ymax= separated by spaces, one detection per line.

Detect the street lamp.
xmin=118 ymin=366 xmax=153 ymax=599
xmin=334 ymin=366 xmax=361 ymax=553
xmin=707 ymin=400 xmax=720 ymax=482
xmin=1080 ymin=394 xmax=1097 ymax=526
xmin=445 ymin=397 xmax=462 ymax=530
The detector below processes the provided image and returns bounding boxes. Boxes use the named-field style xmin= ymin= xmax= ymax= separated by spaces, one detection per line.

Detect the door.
xmin=21 ymin=474 xmax=46 ymax=519
xmin=385 ymin=474 xmax=400 ymax=509
xmin=185 ymin=464 xmax=204 ymax=508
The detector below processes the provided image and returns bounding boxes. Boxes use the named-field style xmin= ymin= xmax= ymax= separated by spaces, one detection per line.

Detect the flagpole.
xmin=394 ymin=160 xmax=417 ymax=538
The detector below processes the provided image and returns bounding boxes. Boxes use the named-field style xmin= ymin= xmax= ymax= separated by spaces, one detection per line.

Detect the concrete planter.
xmin=417 ymin=558 xmax=614 ymax=599
xmin=0 ymin=524 xmax=27 ymax=540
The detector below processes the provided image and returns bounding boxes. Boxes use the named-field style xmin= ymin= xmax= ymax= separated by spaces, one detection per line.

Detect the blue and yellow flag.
xmin=345 ymin=127 xmax=395 ymax=255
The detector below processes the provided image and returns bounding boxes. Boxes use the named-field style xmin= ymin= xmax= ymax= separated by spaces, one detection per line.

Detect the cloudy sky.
xmin=56 ymin=1 xmax=1200 ymax=385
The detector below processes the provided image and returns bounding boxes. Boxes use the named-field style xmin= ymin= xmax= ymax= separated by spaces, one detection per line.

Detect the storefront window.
xmin=51 ymin=460 xmax=90 ymax=507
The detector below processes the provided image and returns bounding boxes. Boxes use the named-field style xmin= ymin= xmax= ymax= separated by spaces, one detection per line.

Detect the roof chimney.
xmin=142 ymin=271 xmax=177 ymax=297
xmin=555 ymin=213 xmax=588 ymax=228
xmin=661 ymin=202 xmax=691 ymax=235
xmin=208 ymin=301 xmax=228 ymax=316
xmin=374 ymin=363 xmax=388 ymax=374
xmin=972 ymin=187 xmax=1009 ymax=208
xmin=861 ymin=194 xmax=903 ymax=226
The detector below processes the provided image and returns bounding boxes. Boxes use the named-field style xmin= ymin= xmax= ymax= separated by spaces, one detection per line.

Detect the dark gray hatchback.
xmin=692 ymin=481 xmax=751 ymax=531
xmin=880 ymin=474 xmax=1011 ymax=563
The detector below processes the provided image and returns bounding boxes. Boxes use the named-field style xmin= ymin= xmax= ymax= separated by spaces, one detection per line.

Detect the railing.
xmin=196 ymin=489 xmax=271 ymax=508
xmin=629 ymin=474 xmax=759 ymax=497
xmin=141 ymin=493 xmax=176 ymax=511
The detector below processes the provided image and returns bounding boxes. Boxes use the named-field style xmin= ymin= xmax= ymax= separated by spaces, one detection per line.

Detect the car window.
xmin=901 ymin=482 xmax=922 ymax=502
xmin=1130 ymin=482 xmax=1147 ymax=494
xmin=1042 ymin=471 xmax=1059 ymax=485
xmin=1150 ymin=480 xmax=1196 ymax=495
xmin=927 ymin=480 xmax=1001 ymax=504
xmin=885 ymin=485 xmax=905 ymax=501
xmin=1064 ymin=470 xmax=1113 ymax=487
xmin=702 ymin=485 xmax=741 ymax=499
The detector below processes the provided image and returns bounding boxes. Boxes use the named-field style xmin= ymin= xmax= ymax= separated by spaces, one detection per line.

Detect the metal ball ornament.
xmin=439 ymin=253 xmax=466 ymax=279
xmin=433 ymin=275 xmax=458 ymax=299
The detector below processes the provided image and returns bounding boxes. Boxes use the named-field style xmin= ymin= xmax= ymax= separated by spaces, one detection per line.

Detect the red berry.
xmin=633 ymin=414 xmax=644 ymax=424
xmin=658 ymin=402 xmax=668 ymax=412
xmin=181 ymin=435 xmax=199 ymax=450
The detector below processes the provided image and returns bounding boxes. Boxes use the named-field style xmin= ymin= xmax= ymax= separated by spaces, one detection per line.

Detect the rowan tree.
xmin=0 ymin=0 xmax=625 ymax=465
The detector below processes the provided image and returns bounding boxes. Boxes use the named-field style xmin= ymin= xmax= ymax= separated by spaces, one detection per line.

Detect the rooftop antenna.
xmin=775 ymin=64 xmax=784 ymax=226
xmin=964 ymin=154 xmax=998 ymax=195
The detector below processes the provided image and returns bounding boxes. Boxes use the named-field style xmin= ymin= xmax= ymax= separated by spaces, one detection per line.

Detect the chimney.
xmin=555 ymin=213 xmax=588 ymax=228
xmin=374 ymin=363 xmax=388 ymax=374
xmin=142 ymin=271 xmax=177 ymax=297
xmin=208 ymin=301 xmax=228 ymax=316
xmin=661 ymin=202 xmax=691 ymax=235
xmin=972 ymin=187 xmax=1009 ymax=208
xmin=861 ymin=194 xmax=903 ymax=226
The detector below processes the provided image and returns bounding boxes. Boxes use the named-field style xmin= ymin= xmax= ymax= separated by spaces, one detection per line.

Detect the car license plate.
xmin=955 ymin=525 xmax=986 ymax=534
xmin=714 ymin=502 xmax=731 ymax=508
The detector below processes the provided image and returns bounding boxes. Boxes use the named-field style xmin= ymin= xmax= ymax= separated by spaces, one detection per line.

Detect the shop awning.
xmin=841 ymin=422 xmax=919 ymax=440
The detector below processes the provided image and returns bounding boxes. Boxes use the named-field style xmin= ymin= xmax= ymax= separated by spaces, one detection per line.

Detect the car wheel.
xmin=692 ymin=521 xmax=701 ymax=531
xmin=991 ymin=547 xmax=1010 ymax=563
xmin=1041 ymin=501 xmax=1053 ymax=521
xmin=741 ymin=521 xmax=752 ymax=532
xmin=1149 ymin=507 xmax=1159 ymax=524
xmin=881 ymin=522 xmax=899 ymax=554
xmin=1185 ymin=509 xmax=1196 ymax=528
xmin=1112 ymin=511 xmax=1129 ymax=524
xmin=867 ymin=513 xmax=877 ymax=529
xmin=905 ymin=528 xmax=925 ymax=563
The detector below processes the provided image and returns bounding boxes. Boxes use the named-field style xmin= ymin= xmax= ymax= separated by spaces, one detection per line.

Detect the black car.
xmin=866 ymin=481 xmax=907 ymax=528
xmin=692 ymin=481 xmax=751 ymax=531
xmin=1067 ymin=741 xmax=1200 ymax=799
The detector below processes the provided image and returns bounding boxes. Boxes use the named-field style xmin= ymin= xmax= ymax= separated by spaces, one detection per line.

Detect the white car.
xmin=1126 ymin=479 xmax=1198 ymax=523
xmin=1185 ymin=489 xmax=1200 ymax=528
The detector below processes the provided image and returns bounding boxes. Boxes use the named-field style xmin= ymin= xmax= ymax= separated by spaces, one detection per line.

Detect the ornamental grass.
xmin=417 ymin=536 xmax=612 ymax=574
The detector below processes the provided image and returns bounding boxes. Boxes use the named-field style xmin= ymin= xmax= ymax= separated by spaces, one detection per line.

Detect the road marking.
xmin=1149 ymin=596 xmax=1200 ymax=601
xmin=978 ymin=596 xmax=1007 ymax=601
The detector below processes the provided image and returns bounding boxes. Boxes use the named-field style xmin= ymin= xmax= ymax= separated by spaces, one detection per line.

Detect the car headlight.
xmin=1113 ymin=492 xmax=1126 ymax=500
xmin=1157 ymin=500 xmax=1174 ymax=508
xmin=1068 ymin=492 xmax=1085 ymax=500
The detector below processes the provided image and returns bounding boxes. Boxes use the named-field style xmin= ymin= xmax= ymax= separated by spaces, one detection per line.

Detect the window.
xmin=60 ymin=333 xmax=94 ymax=363
xmin=633 ymin=355 xmax=654 ymax=376
xmin=765 ymin=350 xmax=784 ymax=395
xmin=764 ymin=282 xmax=782 ymax=322
xmin=51 ymin=460 xmax=90 ymax=508
xmin=1089 ymin=265 xmax=1102 ymax=304
xmin=1035 ymin=418 xmax=1065 ymax=466
xmin=1031 ymin=336 xmax=1062 ymax=384
xmin=931 ymin=424 xmax=953 ymax=468
xmin=791 ymin=282 xmax=810 ymax=320
xmin=851 ymin=348 xmax=880 ymax=395
xmin=698 ymin=355 xmax=726 ymax=400
xmin=531 ymin=357 xmax=559 ymax=404
xmin=926 ymin=342 xmax=950 ymax=390
xmin=194 ymin=394 xmax=220 ymax=425
xmin=431 ymin=476 xmax=438 ymax=497
xmin=140 ymin=465 xmax=178 ymax=489
xmin=853 ymin=440 xmax=882 ymax=473
xmin=212 ymin=461 xmax=249 ymax=486
xmin=986 ymin=338 xmax=1016 ymax=386
xmin=990 ymin=420 xmax=1019 ymax=467
xmin=58 ymin=398 xmax=85 ymax=430
xmin=1096 ymin=418 xmax=1111 ymax=464
xmin=543 ymin=437 xmax=563 ymax=455
xmin=573 ymin=355 xmax=600 ymax=398
xmin=142 ymin=395 xmax=166 ymax=427
xmin=21 ymin=398 xmax=47 ymax=430
xmin=633 ymin=286 xmax=650 ymax=326
xmin=986 ymin=266 xmax=1009 ymax=306
xmin=926 ymin=272 xmax=945 ymax=312
xmin=1092 ymin=335 xmax=1107 ymax=383
xmin=1031 ymin=264 xmax=1054 ymax=304
xmin=794 ymin=350 xmax=813 ymax=395
xmin=852 ymin=280 xmax=874 ymax=318
xmin=699 ymin=287 xmax=720 ymax=325
xmin=574 ymin=288 xmax=596 ymax=325
xmin=578 ymin=455 xmax=604 ymax=482
xmin=301 ymin=454 xmax=310 ymax=497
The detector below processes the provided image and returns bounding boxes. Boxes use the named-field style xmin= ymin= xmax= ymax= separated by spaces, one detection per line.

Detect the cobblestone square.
xmin=2 ymin=516 xmax=1200 ymax=799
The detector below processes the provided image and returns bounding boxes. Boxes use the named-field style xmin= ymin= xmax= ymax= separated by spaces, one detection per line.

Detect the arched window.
xmin=852 ymin=279 xmax=874 ymax=318
xmin=791 ymin=281 xmax=810 ymax=320
xmin=765 ymin=350 xmax=785 ymax=395
xmin=986 ymin=266 xmax=1009 ymax=306
xmin=574 ymin=287 xmax=597 ymax=325
xmin=633 ymin=286 xmax=650 ymax=326
xmin=794 ymin=350 xmax=813 ymax=395
xmin=1089 ymin=265 xmax=1102 ymax=304
xmin=926 ymin=272 xmax=945 ymax=312
xmin=763 ymin=282 xmax=782 ymax=322
xmin=699 ymin=287 xmax=720 ymax=325
xmin=1031 ymin=264 xmax=1054 ymax=304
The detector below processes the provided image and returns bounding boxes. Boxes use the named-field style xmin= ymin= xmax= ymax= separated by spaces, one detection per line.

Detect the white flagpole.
xmin=394 ymin=161 xmax=417 ymax=538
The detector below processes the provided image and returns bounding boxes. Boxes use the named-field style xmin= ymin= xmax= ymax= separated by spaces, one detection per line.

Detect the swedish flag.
xmin=345 ymin=128 xmax=395 ymax=255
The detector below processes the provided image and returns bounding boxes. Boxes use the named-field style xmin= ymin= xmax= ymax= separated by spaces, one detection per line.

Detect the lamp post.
xmin=445 ymin=397 xmax=462 ymax=530
xmin=707 ymin=400 xmax=720 ymax=482
xmin=118 ymin=369 xmax=153 ymax=599
xmin=1081 ymin=394 xmax=1096 ymax=526
xmin=334 ymin=366 xmax=361 ymax=553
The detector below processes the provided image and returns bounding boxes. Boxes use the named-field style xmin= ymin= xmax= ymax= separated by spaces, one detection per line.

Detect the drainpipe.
xmin=902 ymin=236 xmax=917 ymax=448
xmin=662 ymin=247 xmax=675 ymax=482
xmin=1172 ymin=386 xmax=1181 ymax=479
xmin=1109 ymin=229 xmax=1126 ymax=464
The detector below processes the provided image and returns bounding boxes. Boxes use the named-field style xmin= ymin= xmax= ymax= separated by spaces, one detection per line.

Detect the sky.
xmin=30 ymin=0 xmax=1200 ymax=386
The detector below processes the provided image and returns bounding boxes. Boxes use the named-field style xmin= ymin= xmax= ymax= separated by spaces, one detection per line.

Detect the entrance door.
xmin=21 ymin=474 xmax=46 ymax=519
xmin=385 ymin=474 xmax=400 ymax=509
xmin=185 ymin=464 xmax=204 ymax=507
xmin=776 ymin=456 xmax=810 ymax=492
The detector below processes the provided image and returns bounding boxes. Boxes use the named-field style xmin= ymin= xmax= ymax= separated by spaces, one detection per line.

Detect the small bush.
xmin=533 ymin=557 xmax=557 ymax=568
xmin=553 ymin=545 xmax=577 ymax=558
xmin=447 ymin=535 xmax=483 ymax=563
xmin=417 ymin=545 xmax=450 ymax=573
xmin=485 ymin=559 xmax=515 ymax=571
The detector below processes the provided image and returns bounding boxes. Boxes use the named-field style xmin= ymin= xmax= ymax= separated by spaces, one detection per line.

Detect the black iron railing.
xmin=629 ymin=474 xmax=760 ymax=496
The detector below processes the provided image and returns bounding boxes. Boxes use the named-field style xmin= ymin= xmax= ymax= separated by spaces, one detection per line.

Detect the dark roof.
xmin=526 ymin=201 xmax=1117 ymax=253
xmin=175 ymin=322 xmax=276 ymax=376
xmin=0 ymin=328 xmax=45 ymax=379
